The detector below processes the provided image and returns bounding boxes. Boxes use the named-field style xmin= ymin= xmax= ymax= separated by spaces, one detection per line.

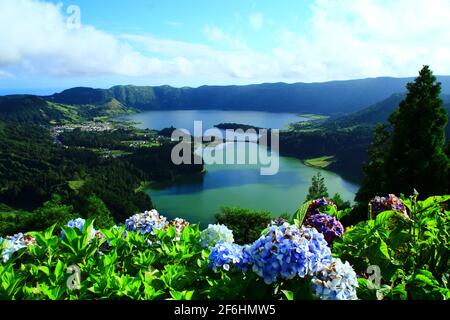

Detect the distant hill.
xmin=0 ymin=95 xmax=67 ymax=124
xmin=331 ymin=94 xmax=450 ymax=128
xmin=46 ymin=77 xmax=450 ymax=115
xmin=0 ymin=95 xmax=135 ymax=125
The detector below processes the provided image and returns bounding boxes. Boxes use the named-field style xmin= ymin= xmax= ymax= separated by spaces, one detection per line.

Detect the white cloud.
xmin=202 ymin=26 xmax=248 ymax=50
xmin=0 ymin=69 xmax=13 ymax=78
xmin=249 ymin=13 xmax=264 ymax=31
xmin=2 ymin=0 xmax=450 ymax=84
xmin=0 ymin=0 xmax=192 ymax=78
xmin=272 ymin=0 xmax=450 ymax=80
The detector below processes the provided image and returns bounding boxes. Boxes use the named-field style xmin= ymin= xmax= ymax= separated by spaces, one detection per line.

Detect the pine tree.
xmin=355 ymin=124 xmax=391 ymax=202
xmin=357 ymin=66 xmax=449 ymax=202
xmin=385 ymin=66 xmax=448 ymax=196
xmin=306 ymin=172 xmax=329 ymax=201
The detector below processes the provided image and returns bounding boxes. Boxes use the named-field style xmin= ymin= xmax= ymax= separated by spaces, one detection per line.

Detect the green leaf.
xmin=166 ymin=226 xmax=176 ymax=239
xmin=379 ymin=240 xmax=390 ymax=260
xmin=375 ymin=211 xmax=396 ymax=225
xmin=391 ymin=284 xmax=407 ymax=300
xmin=54 ymin=260 xmax=65 ymax=280
xmin=281 ymin=290 xmax=294 ymax=300
xmin=336 ymin=208 xmax=351 ymax=220
xmin=38 ymin=266 xmax=50 ymax=276
xmin=294 ymin=201 xmax=312 ymax=225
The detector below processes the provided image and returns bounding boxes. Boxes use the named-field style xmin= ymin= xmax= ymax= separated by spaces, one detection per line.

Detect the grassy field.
xmin=298 ymin=114 xmax=329 ymax=120
xmin=68 ymin=180 xmax=86 ymax=191
xmin=303 ymin=155 xmax=335 ymax=168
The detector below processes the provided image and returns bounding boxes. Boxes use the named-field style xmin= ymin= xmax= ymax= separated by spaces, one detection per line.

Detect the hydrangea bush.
xmin=200 ymin=224 xmax=234 ymax=248
xmin=63 ymin=218 xmax=97 ymax=240
xmin=304 ymin=214 xmax=344 ymax=245
xmin=1 ymin=195 xmax=446 ymax=300
xmin=208 ymin=242 xmax=246 ymax=272
xmin=369 ymin=194 xmax=408 ymax=218
xmin=206 ymin=221 xmax=358 ymax=300
xmin=125 ymin=210 xmax=169 ymax=235
xmin=311 ymin=257 xmax=358 ymax=300
xmin=306 ymin=198 xmax=337 ymax=218
xmin=1 ymin=233 xmax=36 ymax=263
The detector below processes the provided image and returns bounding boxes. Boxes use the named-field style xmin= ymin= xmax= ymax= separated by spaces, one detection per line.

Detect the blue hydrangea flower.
xmin=209 ymin=242 xmax=245 ymax=272
xmin=125 ymin=210 xmax=168 ymax=235
xmin=305 ymin=214 xmax=344 ymax=245
xmin=1 ymin=233 xmax=36 ymax=263
xmin=62 ymin=218 xmax=97 ymax=239
xmin=311 ymin=257 xmax=358 ymax=300
xmin=67 ymin=218 xmax=86 ymax=231
xmin=200 ymin=224 xmax=234 ymax=248
xmin=249 ymin=223 xmax=331 ymax=284
xmin=239 ymin=244 xmax=254 ymax=272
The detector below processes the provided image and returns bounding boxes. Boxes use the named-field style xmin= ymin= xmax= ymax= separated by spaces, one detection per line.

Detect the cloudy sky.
xmin=1 ymin=0 xmax=450 ymax=94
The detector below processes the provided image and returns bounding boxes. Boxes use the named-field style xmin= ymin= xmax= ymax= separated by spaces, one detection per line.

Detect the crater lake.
xmin=119 ymin=110 xmax=359 ymax=225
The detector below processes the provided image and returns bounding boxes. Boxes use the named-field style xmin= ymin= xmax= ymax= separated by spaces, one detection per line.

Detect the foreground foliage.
xmin=0 ymin=194 xmax=448 ymax=300
xmin=333 ymin=194 xmax=450 ymax=300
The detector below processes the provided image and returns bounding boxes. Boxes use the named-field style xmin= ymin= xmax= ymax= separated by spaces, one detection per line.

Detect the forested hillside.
xmin=46 ymin=77 xmax=450 ymax=115
xmin=279 ymin=92 xmax=450 ymax=182
xmin=0 ymin=119 xmax=203 ymax=235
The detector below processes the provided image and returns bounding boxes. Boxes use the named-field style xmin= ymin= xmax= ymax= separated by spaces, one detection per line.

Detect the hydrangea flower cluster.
xmin=63 ymin=218 xmax=97 ymax=240
xmin=248 ymin=224 xmax=332 ymax=284
xmin=169 ymin=218 xmax=190 ymax=241
xmin=125 ymin=210 xmax=169 ymax=235
xmin=205 ymin=223 xmax=359 ymax=300
xmin=209 ymin=242 xmax=245 ymax=271
xmin=200 ymin=224 xmax=234 ymax=248
xmin=305 ymin=214 xmax=344 ymax=245
xmin=311 ymin=257 xmax=358 ymax=300
xmin=306 ymin=198 xmax=337 ymax=218
xmin=369 ymin=194 xmax=408 ymax=218
xmin=1 ymin=233 xmax=36 ymax=263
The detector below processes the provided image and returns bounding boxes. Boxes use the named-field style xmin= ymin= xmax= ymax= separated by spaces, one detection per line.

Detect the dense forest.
xmin=0 ymin=120 xmax=203 ymax=235
xmin=278 ymin=92 xmax=450 ymax=182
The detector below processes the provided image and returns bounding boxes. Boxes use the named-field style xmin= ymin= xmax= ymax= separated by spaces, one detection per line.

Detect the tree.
xmin=355 ymin=124 xmax=391 ymax=203
xmin=306 ymin=172 xmax=329 ymax=201
xmin=330 ymin=193 xmax=351 ymax=210
xmin=80 ymin=194 xmax=115 ymax=229
xmin=33 ymin=194 xmax=77 ymax=229
xmin=357 ymin=66 xmax=449 ymax=203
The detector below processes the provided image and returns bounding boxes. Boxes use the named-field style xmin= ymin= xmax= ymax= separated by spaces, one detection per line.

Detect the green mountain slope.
xmin=0 ymin=95 xmax=135 ymax=125
xmin=328 ymin=94 xmax=450 ymax=138
xmin=0 ymin=95 xmax=68 ymax=124
xmin=45 ymin=77 xmax=450 ymax=115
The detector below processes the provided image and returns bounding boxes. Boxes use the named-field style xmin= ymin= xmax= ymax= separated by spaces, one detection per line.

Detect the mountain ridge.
xmin=44 ymin=76 xmax=450 ymax=115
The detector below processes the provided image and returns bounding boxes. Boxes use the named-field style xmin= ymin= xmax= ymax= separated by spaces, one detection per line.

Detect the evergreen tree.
xmin=330 ymin=193 xmax=351 ymax=210
xmin=357 ymin=66 xmax=449 ymax=202
xmin=306 ymin=172 xmax=329 ymax=201
xmin=355 ymin=124 xmax=391 ymax=202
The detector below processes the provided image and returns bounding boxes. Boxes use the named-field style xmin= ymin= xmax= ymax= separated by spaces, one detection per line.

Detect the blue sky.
xmin=54 ymin=0 xmax=312 ymax=48
xmin=1 ymin=0 xmax=450 ymax=94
